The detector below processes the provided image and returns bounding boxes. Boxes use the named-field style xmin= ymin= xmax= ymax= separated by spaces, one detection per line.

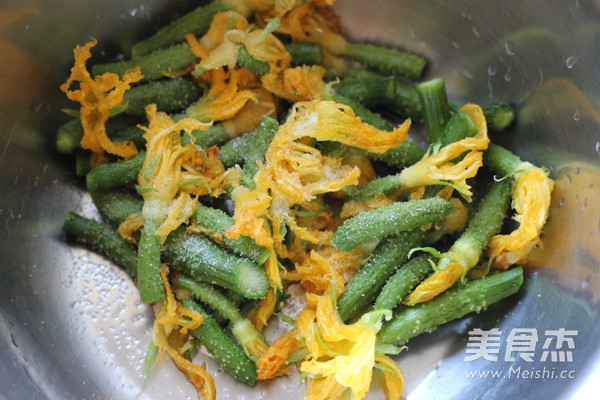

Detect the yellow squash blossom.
xmin=261 ymin=65 xmax=326 ymax=102
xmin=193 ymin=12 xmax=291 ymax=74
xmin=118 ymin=213 xmax=145 ymax=244
xmin=397 ymin=103 xmax=489 ymax=201
xmin=138 ymin=105 xmax=225 ymax=243
xmin=489 ymin=163 xmax=554 ymax=267
xmin=247 ymin=288 xmax=278 ymax=331
xmin=403 ymin=255 xmax=472 ymax=306
xmin=375 ymin=354 xmax=405 ymax=400
xmin=283 ymin=246 xmax=363 ymax=297
xmin=186 ymin=68 xmax=257 ymax=122
xmin=221 ymin=88 xmax=278 ymax=138
xmin=60 ymin=39 xmax=142 ymax=160
xmin=257 ymin=0 xmax=346 ymax=55
xmin=256 ymin=328 xmax=304 ymax=380
xmin=151 ymin=265 xmax=214 ymax=400
xmin=298 ymin=291 xmax=402 ymax=400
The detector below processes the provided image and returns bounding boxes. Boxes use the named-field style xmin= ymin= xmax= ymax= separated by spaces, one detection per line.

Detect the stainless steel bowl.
xmin=1 ymin=1 xmax=599 ymax=399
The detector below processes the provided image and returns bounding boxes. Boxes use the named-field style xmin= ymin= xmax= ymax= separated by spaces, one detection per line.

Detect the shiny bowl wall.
xmin=0 ymin=1 xmax=599 ymax=399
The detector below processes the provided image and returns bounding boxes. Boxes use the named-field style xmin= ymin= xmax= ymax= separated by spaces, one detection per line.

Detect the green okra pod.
xmin=343 ymin=68 xmax=422 ymax=120
xmin=131 ymin=0 xmax=233 ymax=57
xmin=218 ymin=131 xmax=257 ymax=167
xmin=137 ymin=219 xmax=164 ymax=304
xmin=385 ymin=78 xmax=422 ymax=121
xmin=86 ymin=151 xmax=146 ymax=192
xmin=332 ymin=198 xmax=455 ymax=252
xmin=449 ymin=180 xmax=512 ymax=259
xmin=75 ymin=152 xmax=91 ymax=177
xmin=110 ymin=125 xmax=146 ymax=148
xmin=439 ymin=110 xmax=479 ymax=148
xmin=374 ymin=254 xmax=434 ymax=312
xmin=482 ymin=102 xmax=515 ymax=132
xmin=163 ymin=227 xmax=269 ymax=300
xmin=56 ymin=115 xmax=144 ymax=154
xmin=334 ymin=78 xmax=396 ymax=107
xmin=237 ymin=43 xmax=325 ymax=77
xmin=90 ymin=189 xmax=143 ymax=227
xmin=183 ymin=124 xmax=230 ymax=148
xmin=178 ymin=277 xmax=267 ymax=361
xmin=363 ymin=142 xmax=425 ymax=169
xmin=343 ymin=43 xmax=426 ymax=80
xmin=242 ymin=116 xmax=278 ymax=188
xmin=62 ymin=212 xmax=138 ymax=276
xmin=93 ymin=43 xmax=197 ymax=83
xmin=345 ymin=68 xmax=384 ymax=81
xmin=286 ymin=42 xmax=323 ymax=66
xmin=337 ymin=230 xmax=426 ymax=321
xmin=404 ymin=180 xmax=512 ymax=305
xmin=56 ymin=119 xmax=84 ymax=154
xmin=120 ymin=78 xmax=200 ymax=115
xmin=179 ymin=276 xmax=242 ymax=323
xmin=378 ymin=267 xmax=524 ymax=345
xmin=417 ymin=77 xmax=451 ymax=145
xmin=483 ymin=143 xmax=523 ymax=177
xmin=184 ymin=299 xmax=258 ymax=385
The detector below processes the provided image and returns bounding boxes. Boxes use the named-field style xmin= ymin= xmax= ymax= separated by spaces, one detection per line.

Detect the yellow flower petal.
xmin=398 ymin=103 xmax=489 ymax=200
xmin=188 ymin=68 xmax=257 ymax=122
xmin=375 ymin=354 xmax=405 ymax=400
xmin=489 ymin=163 xmax=554 ymax=267
xmin=256 ymin=328 xmax=303 ymax=380
xmin=404 ymin=261 xmax=467 ymax=305
xmin=118 ymin=213 xmax=144 ymax=244
xmin=248 ymin=288 xmax=278 ymax=331
xmin=284 ymin=246 xmax=363 ymax=297
xmin=60 ymin=39 xmax=142 ymax=159
xmin=298 ymin=291 xmax=386 ymax=400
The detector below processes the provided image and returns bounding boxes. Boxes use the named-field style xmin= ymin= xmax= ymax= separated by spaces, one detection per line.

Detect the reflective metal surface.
xmin=0 ymin=1 xmax=599 ymax=399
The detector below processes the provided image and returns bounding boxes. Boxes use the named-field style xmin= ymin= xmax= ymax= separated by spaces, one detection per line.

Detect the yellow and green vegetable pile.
xmin=57 ymin=0 xmax=554 ymax=399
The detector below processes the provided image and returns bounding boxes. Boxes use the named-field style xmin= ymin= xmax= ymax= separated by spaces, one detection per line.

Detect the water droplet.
xmin=505 ymin=40 xmax=518 ymax=56
xmin=573 ymin=109 xmax=581 ymax=121
xmin=558 ymin=197 xmax=565 ymax=207
xmin=565 ymin=174 xmax=573 ymax=184
xmin=504 ymin=73 xmax=512 ymax=82
xmin=566 ymin=55 xmax=578 ymax=69
xmin=582 ymin=274 xmax=591 ymax=289
xmin=488 ymin=64 xmax=498 ymax=76
xmin=29 ymin=98 xmax=50 ymax=114
xmin=569 ymin=0 xmax=581 ymax=13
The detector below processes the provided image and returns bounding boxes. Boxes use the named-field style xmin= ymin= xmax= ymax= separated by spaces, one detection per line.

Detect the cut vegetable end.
xmin=235 ymin=261 xmax=270 ymax=300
